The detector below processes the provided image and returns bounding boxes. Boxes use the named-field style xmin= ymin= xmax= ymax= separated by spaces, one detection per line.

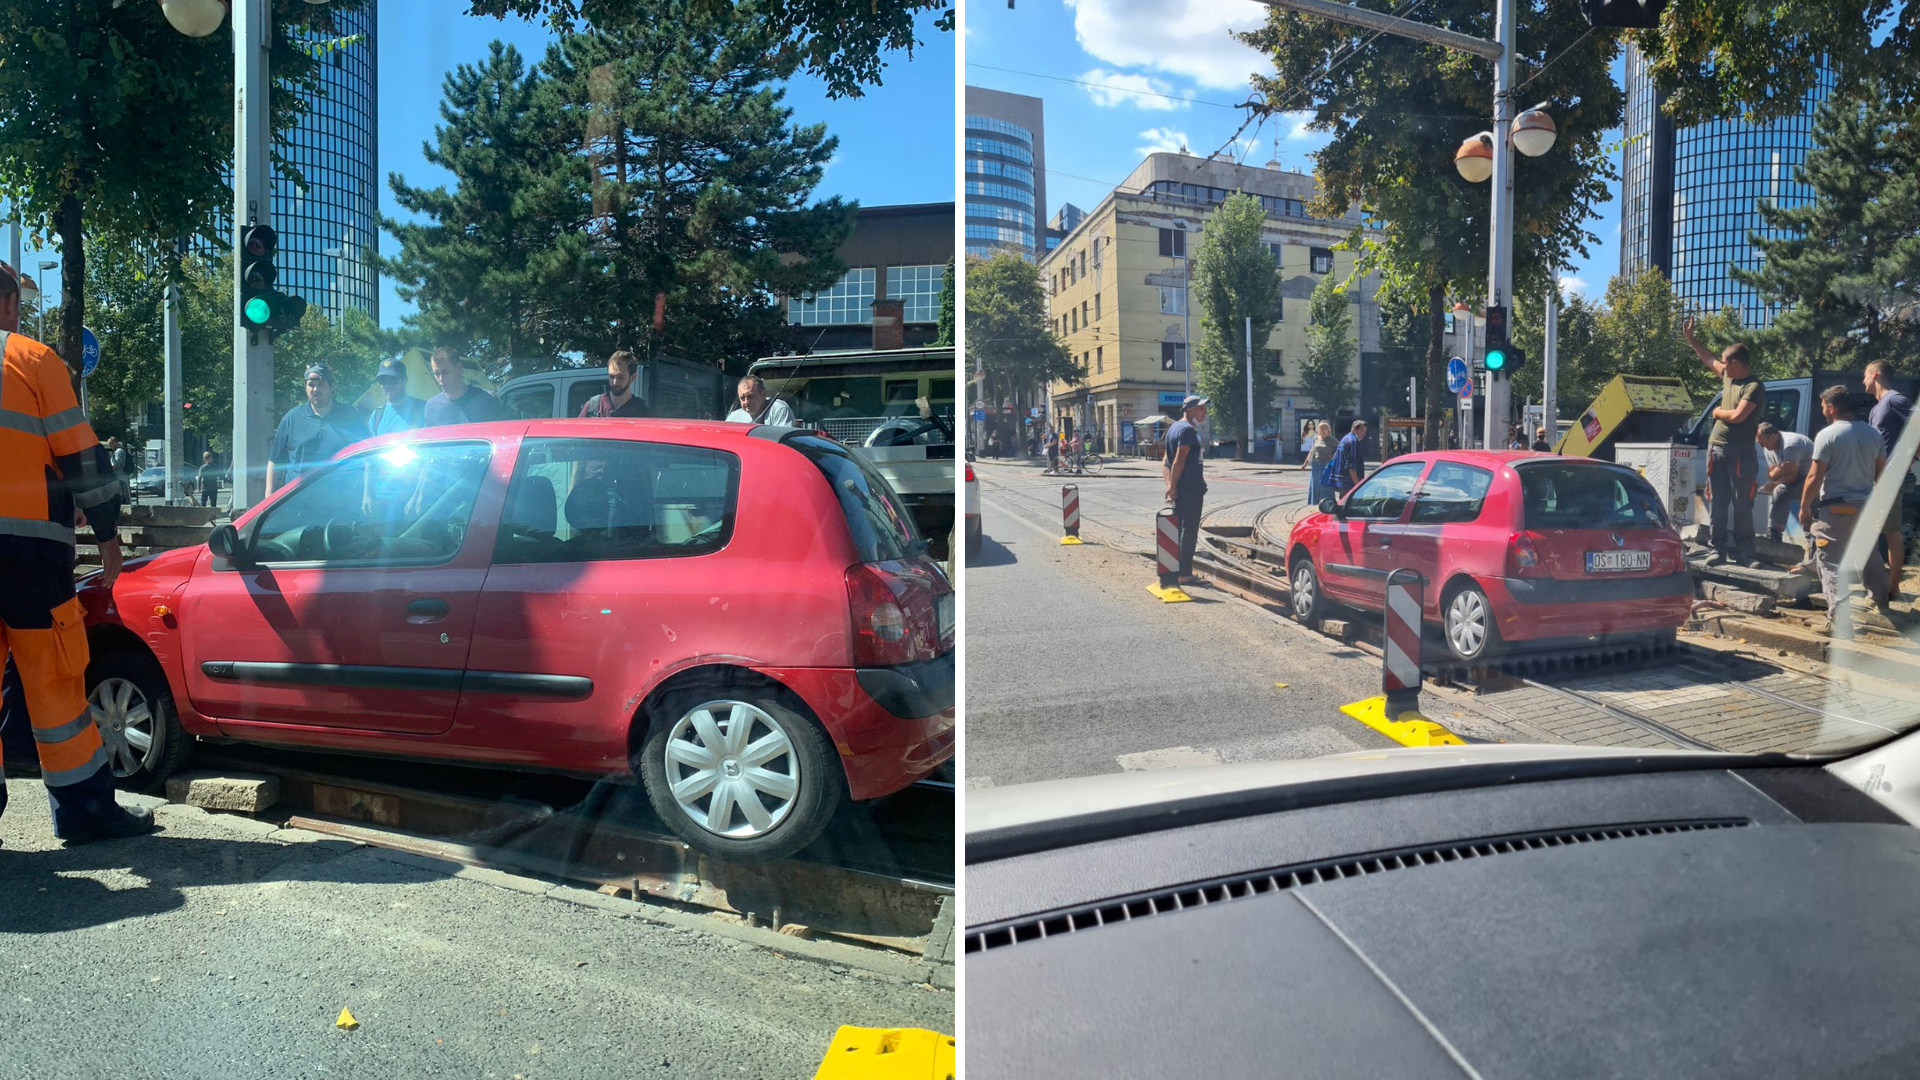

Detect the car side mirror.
xmin=1318 ymin=497 xmax=1343 ymax=517
xmin=207 ymin=523 xmax=249 ymax=570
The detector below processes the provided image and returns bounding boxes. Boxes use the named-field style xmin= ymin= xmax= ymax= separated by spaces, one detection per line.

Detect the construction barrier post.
xmin=1060 ymin=485 xmax=1083 ymax=545
xmin=1148 ymin=507 xmax=1192 ymax=602
xmin=1382 ymin=568 xmax=1424 ymax=716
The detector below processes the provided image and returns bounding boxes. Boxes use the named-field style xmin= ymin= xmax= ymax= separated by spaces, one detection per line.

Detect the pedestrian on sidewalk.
xmin=1324 ymin=419 xmax=1369 ymax=497
xmin=1303 ymin=421 xmax=1335 ymax=505
xmin=1864 ymin=361 xmax=1911 ymax=601
xmin=1683 ymin=318 xmax=1765 ymax=567
xmin=1531 ymin=426 xmax=1553 ymax=453
xmin=106 ymin=437 xmax=130 ymax=505
xmin=194 ymin=451 xmax=223 ymax=509
xmin=1801 ymin=384 xmax=1891 ymax=637
xmin=1164 ymin=395 xmax=1209 ymax=585
xmin=1757 ymin=422 xmax=1812 ymax=543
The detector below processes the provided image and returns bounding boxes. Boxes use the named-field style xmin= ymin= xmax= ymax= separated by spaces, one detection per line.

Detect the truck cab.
xmin=496 ymin=355 xmax=729 ymax=421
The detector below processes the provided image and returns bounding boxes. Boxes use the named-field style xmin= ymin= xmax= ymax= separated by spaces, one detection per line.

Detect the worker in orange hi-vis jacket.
xmin=0 ymin=260 xmax=157 ymax=845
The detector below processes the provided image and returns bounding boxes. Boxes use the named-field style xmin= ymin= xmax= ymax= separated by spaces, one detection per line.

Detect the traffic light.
xmin=237 ymin=223 xmax=310 ymax=336
xmin=1483 ymin=303 xmax=1510 ymax=377
xmin=1578 ymin=0 xmax=1668 ymax=28
xmin=1491 ymin=345 xmax=1526 ymax=377
xmin=240 ymin=224 xmax=277 ymax=331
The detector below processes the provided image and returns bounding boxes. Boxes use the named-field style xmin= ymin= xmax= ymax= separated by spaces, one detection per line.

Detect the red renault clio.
xmin=1286 ymin=450 xmax=1692 ymax=662
xmin=75 ymin=420 xmax=955 ymax=861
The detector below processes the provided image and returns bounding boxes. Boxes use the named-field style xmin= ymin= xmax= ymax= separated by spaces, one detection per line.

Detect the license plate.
xmin=937 ymin=592 xmax=955 ymax=640
xmin=1585 ymin=549 xmax=1651 ymax=572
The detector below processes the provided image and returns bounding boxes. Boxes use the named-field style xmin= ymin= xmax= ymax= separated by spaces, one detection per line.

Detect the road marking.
xmin=1116 ymin=745 xmax=1224 ymax=771
xmin=964 ymin=775 xmax=995 ymax=790
xmin=982 ymin=495 xmax=1065 ymax=543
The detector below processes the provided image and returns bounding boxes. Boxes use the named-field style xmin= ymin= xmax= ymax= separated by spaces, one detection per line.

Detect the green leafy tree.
xmin=964 ymin=252 xmax=1077 ymax=423
xmin=1734 ymin=82 xmax=1920 ymax=371
xmin=522 ymin=16 xmax=855 ymax=368
xmin=1301 ymin=274 xmax=1356 ymax=418
xmin=935 ymin=258 xmax=956 ymax=347
xmin=178 ymin=256 xmax=238 ymax=452
xmin=0 ymin=1 xmax=367 ymax=380
xmin=383 ymin=41 xmax=567 ymax=377
xmin=54 ymin=245 xmax=166 ymax=446
xmin=1506 ymin=289 xmax=1607 ymax=415
xmin=1242 ymin=0 xmax=1622 ymax=449
xmin=464 ymin=0 xmax=952 ymax=98
xmin=271 ymin=307 xmax=389 ymax=419
xmin=1190 ymin=192 xmax=1281 ymax=444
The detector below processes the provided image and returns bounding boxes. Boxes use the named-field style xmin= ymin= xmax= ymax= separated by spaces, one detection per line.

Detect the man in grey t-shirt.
xmin=1757 ymin=423 xmax=1813 ymax=542
xmin=1800 ymin=384 xmax=1889 ymax=634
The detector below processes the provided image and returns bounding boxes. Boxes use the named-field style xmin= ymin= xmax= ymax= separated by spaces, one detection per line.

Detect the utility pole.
xmin=1543 ymin=283 xmax=1559 ymax=446
xmin=164 ymin=282 xmax=184 ymax=503
xmin=231 ymin=0 xmax=275 ymax=511
xmin=1245 ymin=316 xmax=1255 ymax=459
xmin=1254 ymin=0 xmax=1515 ymax=448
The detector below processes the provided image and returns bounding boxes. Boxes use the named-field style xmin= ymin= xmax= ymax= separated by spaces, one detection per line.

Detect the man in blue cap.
xmin=367 ymin=357 xmax=426 ymax=437
xmin=362 ymin=357 xmax=428 ymax=527
xmin=266 ymin=362 xmax=366 ymax=496
xmin=1163 ymin=394 xmax=1209 ymax=585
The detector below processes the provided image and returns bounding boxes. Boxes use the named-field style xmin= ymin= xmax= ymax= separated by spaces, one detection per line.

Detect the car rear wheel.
xmin=638 ymin=682 xmax=843 ymax=862
xmin=1290 ymin=557 xmax=1324 ymax=625
xmin=1443 ymin=582 xmax=1501 ymax=663
xmin=966 ymin=517 xmax=983 ymax=557
xmin=86 ymin=649 xmax=190 ymax=792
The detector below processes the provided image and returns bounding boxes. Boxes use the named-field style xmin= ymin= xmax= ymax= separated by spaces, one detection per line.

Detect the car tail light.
xmin=1507 ymin=531 xmax=1542 ymax=577
xmin=846 ymin=563 xmax=943 ymax=667
xmin=965 ymin=464 xmax=976 ymax=483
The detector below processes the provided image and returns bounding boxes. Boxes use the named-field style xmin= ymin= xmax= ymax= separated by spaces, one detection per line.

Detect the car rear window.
xmin=786 ymin=434 xmax=922 ymax=563
xmin=1518 ymin=462 xmax=1670 ymax=530
xmin=494 ymin=437 xmax=739 ymax=564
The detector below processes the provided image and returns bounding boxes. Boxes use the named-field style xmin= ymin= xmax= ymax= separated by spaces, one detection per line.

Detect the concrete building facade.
xmin=1038 ymin=154 xmax=1379 ymax=454
xmin=785 ymin=203 xmax=954 ymax=353
xmin=964 ymin=87 xmax=1046 ymax=260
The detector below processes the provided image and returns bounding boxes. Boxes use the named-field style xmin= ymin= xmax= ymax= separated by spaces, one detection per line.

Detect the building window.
xmin=788 ymin=266 xmax=876 ymax=325
xmin=1311 ymin=247 xmax=1334 ymax=274
xmin=1096 ymin=346 xmax=1104 ymax=374
xmin=1094 ymin=293 xmax=1101 ymax=321
xmin=1158 ymin=228 xmax=1186 ymax=258
xmin=1160 ymin=342 xmax=1188 ymax=371
xmin=1266 ymin=241 xmax=1285 ymax=266
xmin=1274 ymin=296 xmax=1285 ymax=322
xmin=1071 ymin=308 xmax=1078 ymax=332
xmin=966 ymin=156 xmax=1035 ymax=183
xmin=1081 ymin=300 xmax=1088 ymax=327
xmin=886 ymin=264 xmax=942 ymax=323
xmin=1160 ymin=287 xmax=1186 ymax=315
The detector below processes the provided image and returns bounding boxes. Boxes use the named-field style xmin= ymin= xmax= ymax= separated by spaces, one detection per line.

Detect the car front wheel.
xmin=638 ymin=682 xmax=843 ymax=862
xmin=1443 ymin=582 xmax=1501 ymax=663
xmin=1291 ymin=557 xmax=1324 ymax=625
xmin=87 ymin=649 xmax=191 ymax=792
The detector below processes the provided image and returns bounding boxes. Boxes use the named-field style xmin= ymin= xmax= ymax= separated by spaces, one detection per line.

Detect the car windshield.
xmin=961 ymin=11 xmax=1920 ymax=829
xmin=4 ymin=3 xmax=953 ymax=1074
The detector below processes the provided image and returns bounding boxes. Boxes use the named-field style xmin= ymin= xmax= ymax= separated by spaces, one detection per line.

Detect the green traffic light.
xmin=245 ymin=296 xmax=272 ymax=325
xmin=1485 ymin=347 xmax=1508 ymax=371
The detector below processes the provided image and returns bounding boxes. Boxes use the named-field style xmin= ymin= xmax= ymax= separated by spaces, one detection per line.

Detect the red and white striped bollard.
xmin=1060 ymin=485 xmax=1082 ymax=545
xmin=1382 ymin=568 xmax=1424 ymax=716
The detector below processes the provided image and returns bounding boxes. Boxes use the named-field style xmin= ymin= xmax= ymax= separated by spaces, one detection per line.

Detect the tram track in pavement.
xmin=184 ymin=744 xmax=954 ymax=957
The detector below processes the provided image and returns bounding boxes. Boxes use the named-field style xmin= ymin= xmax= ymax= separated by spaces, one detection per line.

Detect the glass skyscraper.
xmin=1620 ymin=45 xmax=1834 ymax=328
xmin=964 ymin=86 xmax=1046 ymax=260
xmin=211 ymin=3 xmax=379 ymax=323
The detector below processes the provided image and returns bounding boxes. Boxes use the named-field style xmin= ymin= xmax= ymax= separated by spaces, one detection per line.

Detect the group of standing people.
xmin=1301 ymin=419 xmax=1369 ymax=506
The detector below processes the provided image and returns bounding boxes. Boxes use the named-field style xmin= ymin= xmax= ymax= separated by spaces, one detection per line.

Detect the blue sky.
xmin=965 ymin=0 xmax=1624 ymax=299
xmin=10 ymin=0 xmax=954 ymax=330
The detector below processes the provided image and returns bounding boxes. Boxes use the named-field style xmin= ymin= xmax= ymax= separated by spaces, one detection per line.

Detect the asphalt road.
xmin=966 ymin=460 xmax=1428 ymax=789
xmin=0 ymin=784 xmax=949 ymax=1080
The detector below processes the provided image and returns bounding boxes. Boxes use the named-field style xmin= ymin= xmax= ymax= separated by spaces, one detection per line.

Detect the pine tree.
xmin=1735 ymin=83 xmax=1920 ymax=370
xmin=383 ymin=42 xmax=564 ymax=376
xmin=935 ymin=258 xmax=956 ymax=347
xmin=1191 ymin=193 xmax=1281 ymax=446
xmin=1300 ymin=274 xmax=1356 ymax=419
xmin=529 ymin=11 xmax=855 ymax=367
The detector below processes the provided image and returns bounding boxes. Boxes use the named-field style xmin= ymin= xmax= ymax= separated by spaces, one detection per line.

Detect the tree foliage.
xmin=964 ymin=252 xmax=1077 ymax=419
xmin=1301 ymin=274 xmax=1357 ymax=418
xmin=935 ymin=258 xmax=957 ymax=347
xmin=387 ymin=15 xmax=855 ymax=376
xmin=1190 ymin=193 xmax=1281 ymax=442
xmin=461 ymin=0 xmax=951 ymax=99
xmin=0 ymin=0 xmax=368 ymax=378
xmin=1733 ymin=82 xmax=1920 ymax=371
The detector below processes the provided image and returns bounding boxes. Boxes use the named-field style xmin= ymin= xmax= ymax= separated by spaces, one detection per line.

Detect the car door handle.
xmin=407 ymin=597 xmax=450 ymax=620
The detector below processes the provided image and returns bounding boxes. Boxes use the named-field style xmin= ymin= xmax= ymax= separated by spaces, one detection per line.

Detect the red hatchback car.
xmin=1286 ymin=450 xmax=1692 ymax=662
xmin=76 ymin=419 xmax=955 ymax=861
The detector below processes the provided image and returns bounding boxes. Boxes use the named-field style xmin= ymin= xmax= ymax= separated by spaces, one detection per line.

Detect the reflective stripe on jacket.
xmin=0 ymin=329 xmax=121 ymax=568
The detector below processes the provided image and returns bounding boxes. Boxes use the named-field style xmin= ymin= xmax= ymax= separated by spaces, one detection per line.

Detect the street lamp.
xmin=1454 ymin=132 xmax=1494 ymax=183
xmin=36 ymin=260 xmax=55 ymax=340
xmin=1511 ymin=103 xmax=1558 ymax=157
xmin=158 ymin=0 xmax=228 ymax=37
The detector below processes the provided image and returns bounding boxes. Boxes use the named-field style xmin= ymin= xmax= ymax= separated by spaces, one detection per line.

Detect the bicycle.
xmin=1068 ymin=449 xmax=1103 ymax=475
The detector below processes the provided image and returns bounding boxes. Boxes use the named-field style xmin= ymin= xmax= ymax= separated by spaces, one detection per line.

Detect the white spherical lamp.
xmin=159 ymin=0 xmax=229 ymax=37
xmin=1454 ymin=132 xmax=1494 ymax=183
xmin=1512 ymin=105 xmax=1558 ymax=158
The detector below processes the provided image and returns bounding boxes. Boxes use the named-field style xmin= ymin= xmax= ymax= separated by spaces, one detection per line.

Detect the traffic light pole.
xmin=1482 ymin=0 xmax=1516 ymax=452
xmin=231 ymin=0 xmax=274 ymax=512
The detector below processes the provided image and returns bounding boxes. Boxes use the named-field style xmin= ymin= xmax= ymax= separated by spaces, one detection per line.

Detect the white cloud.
xmin=1559 ymin=273 xmax=1591 ymax=296
xmin=1284 ymin=111 xmax=1317 ymax=140
xmin=1066 ymin=0 xmax=1272 ymax=92
xmin=1080 ymin=68 xmax=1185 ymax=110
xmin=1136 ymin=127 xmax=1193 ymax=157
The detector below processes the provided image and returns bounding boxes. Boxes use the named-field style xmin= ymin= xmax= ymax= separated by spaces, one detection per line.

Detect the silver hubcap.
xmin=1292 ymin=566 xmax=1316 ymax=617
xmin=89 ymin=677 xmax=156 ymax=777
xmin=663 ymin=700 xmax=800 ymax=839
xmin=1448 ymin=591 xmax=1488 ymax=657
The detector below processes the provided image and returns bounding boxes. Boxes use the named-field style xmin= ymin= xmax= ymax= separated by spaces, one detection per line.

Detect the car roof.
xmin=337 ymin=418 xmax=808 ymax=462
